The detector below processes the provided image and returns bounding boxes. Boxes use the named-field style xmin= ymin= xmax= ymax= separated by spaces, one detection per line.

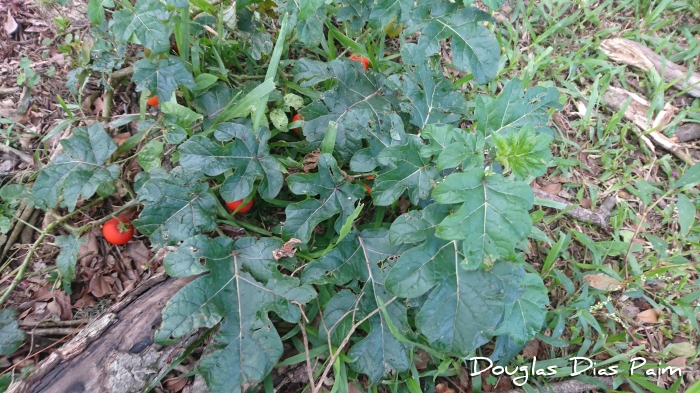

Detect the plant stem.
xmin=0 ymin=198 xmax=140 ymax=307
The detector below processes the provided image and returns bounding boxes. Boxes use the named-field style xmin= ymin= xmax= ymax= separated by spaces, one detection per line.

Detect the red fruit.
xmin=364 ymin=183 xmax=371 ymax=195
xmin=147 ymin=95 xmax=159 ymax=107
xmin=349 ymin=55 xmax=370 ymax=70
xmin=102 ymin=216 xmax=135 ymax=245
xmin=365 ymin=175 xmax=375 ymax=181
xmin=171 ymin=43 xmax=179 ymax=54
xmin=292 ymin=113 xmax=304 ymax=136
xmin=226 ymin=199 xmax=254 ymax=214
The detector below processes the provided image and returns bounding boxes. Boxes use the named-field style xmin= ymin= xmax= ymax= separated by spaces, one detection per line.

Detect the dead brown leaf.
xmin=580 ymin=198 xmax=592 ymax=209
xmin=303 ymin=149 xmax=321 ymax=173
xmin=78 ymin=230 xmax=99 ymax=268
xmin=636 ymin=309 xmax=659 ymax=324
xmin=522 ymin=339 xmax=539 ymax=358
xmin=113 ymin=132 xmax=131 ymax=146
xmin=398 ymin=197 xmax=410 ymax=214
xmin=165 ymin=377 xmax=189 ymax=392
xmin=126 ymin=240 xmax=151 ymax=269
xmin=89 ymin=274 xmax=115 ymax=298
xmin=665 ymin=357 xmax=686 ymax=368
xmin=273 ymin=238 xmax=302 ymax=261
xmin=583 ymin=273 xmax=624 ymax=291
xmin=541 ymin=183 xmax=562 ymax=195
xmin=54 ymin=290 xmax=73 ymax=320
xmin=436 ymin=383 xmax=455 ymax=393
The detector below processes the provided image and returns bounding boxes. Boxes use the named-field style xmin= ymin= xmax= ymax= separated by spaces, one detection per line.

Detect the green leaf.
xmin=475 ymin=78 xmax=561 ymax=139
xmin=307 ymin=229 xmax=411 ymax=382
xmin=133 ymin=167 xmax=218 ymax=246
xmin=348 ymin=282 xmax=411 ymax=383
xmin=674 ymin=163 xmax=700 ymax=189
xmin=409 ymin=3 xmax=499 ymax=84
xmin=481 ymin=0 xmax=505 ymax=10
xmin=156 ymin=236 xmax=316 ymax=393
xmin=194 ymin=73 xmax=219 ymax=92
xmin=133 ymin=57 xmax=196 ymax=102
xmin=301 ymin=229 xmax=408 ymax=285
xmin=369 ymin=0 xmax=412 ymax=27
xmin=294 ymin=60 xmax=400 ymax=163
xmin=32 ymin=123 xmax=119 ymax=212
xmin=386 ymin=256 xmax=525 ymax=356
xmin=337 ymin=0 xmax=372 ymax=30
xmin=138 ymin=139 xmax=164 ymax=172
xmin=87 ymin=0 xmax=113 ymax=25
xmin=55 ymin=234 xmax=86 ymax=283
xmin=162 ymin=101 xmax=204 ymax=127
xmin=178 ymin=127 xmax=283 ymax=201
xmin=0 ymin=309 xmax=25 ymax=356
xmin=111 ymin=0 xmax=170 ymax=53
xmin=493 ymin=124 xmax=552 ymax=179
xmin=283 ymin=154 xmax=365 ymax=243
xmin=299 ymin=0 xmax=324 ymax=19
xmin=372 ymin=137 xmax=439 ymax=206
xmin=386 ymin=66 xmax=466 ymax=129
xmin=493 ymin=273 xmax=548 ymax=344
xmin=389 ymin=203 xmax=451 ymax=245
xmin=437 ymin=130 xmax=485 ymax=171
xmin=433 ymin=169 xmax=533 ymax=268
xmin=677 ymin=193 xmax=695 ymax=237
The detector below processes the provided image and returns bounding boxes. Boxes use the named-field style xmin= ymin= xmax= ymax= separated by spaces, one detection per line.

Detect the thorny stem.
xmin=310 ymin=297 xmax=397 ymax=393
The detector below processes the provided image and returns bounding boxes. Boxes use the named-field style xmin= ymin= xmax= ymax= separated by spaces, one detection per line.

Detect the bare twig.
xmin=310 ymin=297 xmax=396 ymax=393
xmin=0 ymin=87 xmax=21 ymax=95
xmin=534 ymin=189 xmax=616 ymax=228
xmin=0 ymin=144 xmax=34 ymax=165
xmin=298 ymin=317 xmax=316 ymax=392
xmin=1 ymin=205 xmax=34 ymax=263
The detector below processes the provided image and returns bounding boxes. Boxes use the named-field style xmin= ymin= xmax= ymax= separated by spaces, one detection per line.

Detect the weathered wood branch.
xmin=7 ymin=274 xmax=199 ymax=393
xmin=602 ymin=86 xmax=695 ymax=165
xmin=533 ymin=189 xmax=616 ymax=228
xmin=601 ymin=38 xmax=700 ymax=98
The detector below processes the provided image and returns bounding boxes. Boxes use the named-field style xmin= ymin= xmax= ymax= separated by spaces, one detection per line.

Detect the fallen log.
xmin=601 ymin=38 xmax=700 ymax=98
xmin=7 ymin=273 xmax=201 ymax=393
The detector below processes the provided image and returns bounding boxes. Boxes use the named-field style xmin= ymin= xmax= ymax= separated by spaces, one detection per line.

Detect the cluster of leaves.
xmin=9 ymin=0 xmax=594 ymax=390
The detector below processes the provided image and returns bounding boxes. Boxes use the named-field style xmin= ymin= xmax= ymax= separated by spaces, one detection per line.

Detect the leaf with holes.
xmin=111 ymin=0 xmax=170 ymax=53
xmin=283 ymin=154 xmax=365 ymax=243
xmin=371 ymin=137 xmax=439 ymax=206
xmin=133 ymin=167 xmax=218 ymax=247
xmin=408 ymin=1 xmax=499 ymax=84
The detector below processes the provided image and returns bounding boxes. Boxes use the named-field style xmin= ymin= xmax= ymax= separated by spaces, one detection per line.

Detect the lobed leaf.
xmin=32 ymin=123 xmax=119 ymax=212
xmin=156 ymin=236 xmax=316 ymax=393
xmin=283 ymin=154 xmax=365 ymax=243
xmin=133 ymin=168 xmax=218 ymax=247
xmin=433 ymin=169 xmax=533 ymax=268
